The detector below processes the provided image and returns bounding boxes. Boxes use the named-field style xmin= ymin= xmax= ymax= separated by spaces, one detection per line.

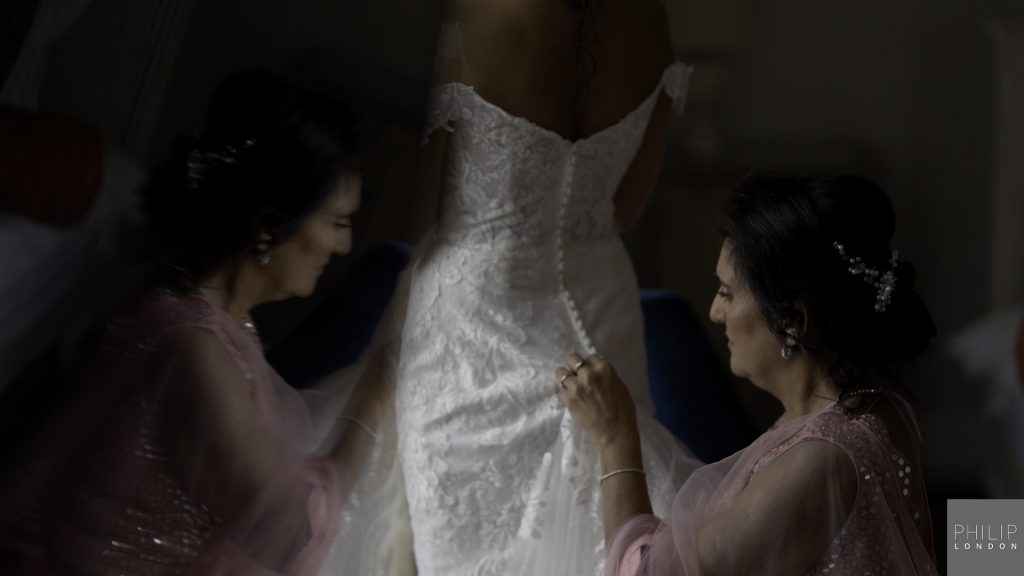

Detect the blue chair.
xmin=641 ymin=289 xmax=759 ymax=463
xmin=265 ymin=242 xmax=412 ymax=388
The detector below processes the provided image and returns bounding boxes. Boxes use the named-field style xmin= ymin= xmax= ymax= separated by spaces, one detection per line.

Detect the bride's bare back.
xmin=437 ymin=0 xmax=676 ymax=230
xmin=448 ymin=0 xmax=672 ymax=140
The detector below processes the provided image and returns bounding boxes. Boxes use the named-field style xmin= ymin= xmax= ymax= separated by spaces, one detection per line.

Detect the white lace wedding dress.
xmin=387 ymin=55 xmax=701 ymax=575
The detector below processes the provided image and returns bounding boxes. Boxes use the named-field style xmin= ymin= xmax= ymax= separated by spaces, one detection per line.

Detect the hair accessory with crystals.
xmin=833 ymin=241 xmax=898 ymax=313
xmin=186 ymin=137 xmax=258 ymax=189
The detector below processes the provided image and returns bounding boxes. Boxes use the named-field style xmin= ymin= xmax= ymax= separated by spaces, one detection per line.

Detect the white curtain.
xmin=2 ymin=0 xmax=197 ymax=154
xmin=1 ymin=0 xmax=93 ymax=109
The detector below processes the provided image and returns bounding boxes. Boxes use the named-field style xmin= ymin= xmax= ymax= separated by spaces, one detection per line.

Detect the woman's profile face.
xmin=263 ymin=172 xmax=362 ymax=299
xmin=708 ymin=241 xmax=786 ymax=387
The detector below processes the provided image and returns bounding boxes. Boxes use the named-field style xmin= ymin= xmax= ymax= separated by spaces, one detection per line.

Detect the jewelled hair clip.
xmin=833 ymin=241 xmax=898 ymax=313
xmin=186 ymin=137 xmax=258 ymax=189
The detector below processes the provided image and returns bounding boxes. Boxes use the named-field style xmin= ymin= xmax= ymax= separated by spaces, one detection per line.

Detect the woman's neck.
xmin=198 ymin=265 xmax=263 ymax=321
xmin=766 ymin=361 xmax=839 ymax=421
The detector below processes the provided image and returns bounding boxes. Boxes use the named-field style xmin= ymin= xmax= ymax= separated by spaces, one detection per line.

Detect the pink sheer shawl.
xmin=608 ymin=395 xmax=937 ymax=575
xmin=10 ymin=288 xmax=343 ymax=575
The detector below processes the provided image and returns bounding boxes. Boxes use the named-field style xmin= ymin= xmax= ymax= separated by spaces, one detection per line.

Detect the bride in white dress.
xmin=316 ymin=1 xmax=701 ymax=574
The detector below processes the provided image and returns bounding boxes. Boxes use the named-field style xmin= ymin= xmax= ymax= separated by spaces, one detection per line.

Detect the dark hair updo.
xmin=140 ymin=69 xmax=367 ymax=288
xmin=721 ymin=170 xmax=936 ymax=391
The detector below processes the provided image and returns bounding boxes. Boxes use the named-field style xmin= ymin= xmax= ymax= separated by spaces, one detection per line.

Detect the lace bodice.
xmin=426 ymin=62 xmax=692 ymax=248
xmin=417 ymin=61 xmax=692 ymax=360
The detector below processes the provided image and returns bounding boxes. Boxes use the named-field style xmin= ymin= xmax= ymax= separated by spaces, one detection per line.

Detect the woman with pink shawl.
xmin=558 ymin=172 xmax=939 ymax=575
xmin=5 ymin=70 xmax=378 ymax=575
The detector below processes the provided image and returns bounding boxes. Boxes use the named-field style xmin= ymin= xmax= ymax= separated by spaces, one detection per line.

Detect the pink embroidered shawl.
xmin=608 ymin=396 xmax=937 ymax=575
xmin=12 ymin=289 xmax=342 ymax=575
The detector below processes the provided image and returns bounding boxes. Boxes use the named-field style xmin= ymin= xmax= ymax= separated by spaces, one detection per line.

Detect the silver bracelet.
xmin=340 ymin=416 xmax=379 ymax=442
xmin=599 ymin=468 xmax=645 ymax=484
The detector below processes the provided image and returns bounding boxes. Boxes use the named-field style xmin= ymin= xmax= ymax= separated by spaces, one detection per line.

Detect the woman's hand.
xmin=558 ymin=353 xmax=652 ymax=545
xmin=329 ymin=345 xmax=395 ymax=474
xmin=557 ymin=353 xmax=639 ymax=453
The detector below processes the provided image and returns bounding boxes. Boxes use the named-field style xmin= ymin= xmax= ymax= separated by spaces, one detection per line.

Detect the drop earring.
xmin=255 ymin=232 xmax=272 ymax=266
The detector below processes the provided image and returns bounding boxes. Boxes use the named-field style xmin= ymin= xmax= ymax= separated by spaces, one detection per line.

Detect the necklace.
xmin=198 ymin=286 xmax=258 ymax=337
xmin=240 ymin=317 xmax=259 ymax=337
xmin=813 ymin=387 xmax=884 ymax=408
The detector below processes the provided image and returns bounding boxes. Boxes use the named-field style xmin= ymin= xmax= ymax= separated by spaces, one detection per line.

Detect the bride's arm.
xmin=613 ymin=93 xmax=672 ymax=234
xmin=414 ymin=17 xmax=464 ymax=234
xmin=612 ymin=4 xmax=675 ymax=234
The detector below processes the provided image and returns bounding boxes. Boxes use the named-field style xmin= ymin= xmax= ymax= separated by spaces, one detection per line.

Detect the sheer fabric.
xmin=306 ymin=269 xmax=417 ymax=576
xmin=10 ymin=289 xmax=343 ymax=575
xmin=607 ymin=395 xmax=937 ymax=576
